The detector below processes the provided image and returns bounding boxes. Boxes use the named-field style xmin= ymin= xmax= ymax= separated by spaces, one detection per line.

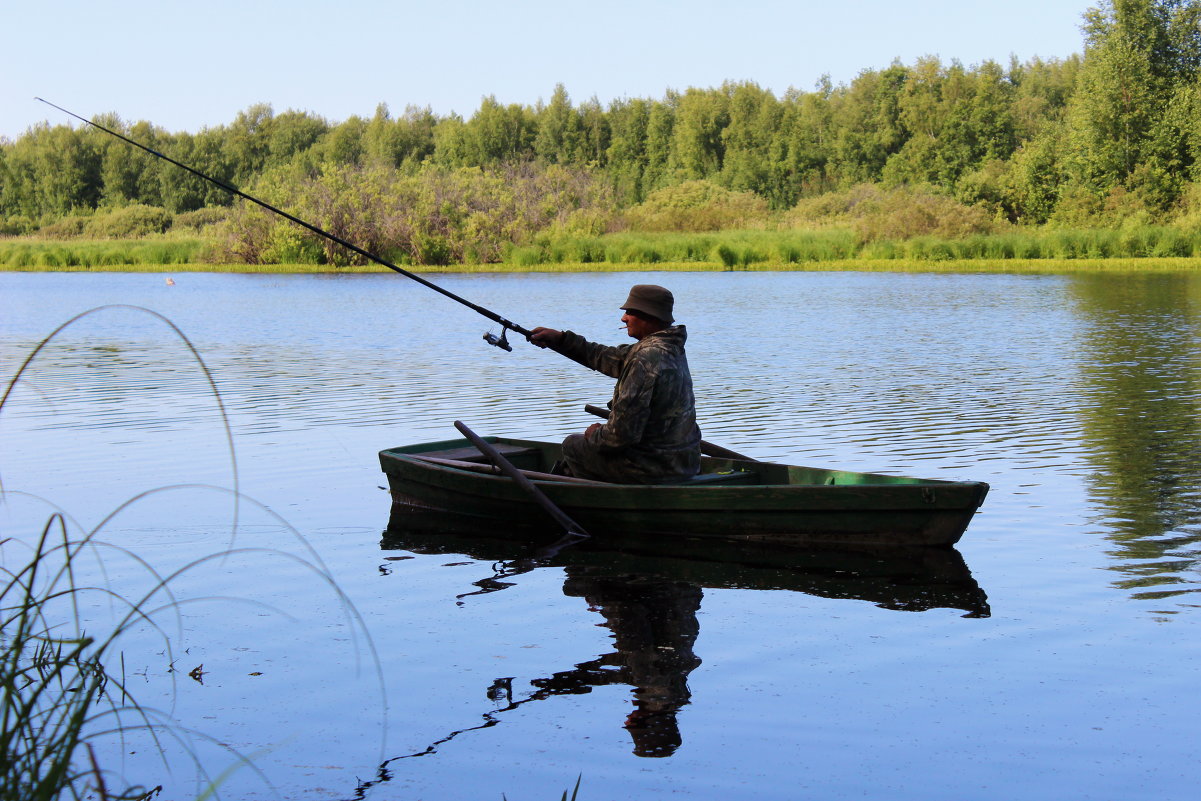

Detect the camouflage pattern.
xmin=553 ymin=325 xmax=701 ymax=484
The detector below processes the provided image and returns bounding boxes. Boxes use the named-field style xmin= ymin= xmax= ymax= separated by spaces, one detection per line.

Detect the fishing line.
xmin=35 ymin=98 xmax=531 ymax=352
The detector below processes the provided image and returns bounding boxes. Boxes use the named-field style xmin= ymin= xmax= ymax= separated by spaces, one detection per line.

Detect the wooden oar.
xmin=454 ymin=420 xmax=591 ymax=541
xmin=582 ymin=404 xmax=756 ymax=461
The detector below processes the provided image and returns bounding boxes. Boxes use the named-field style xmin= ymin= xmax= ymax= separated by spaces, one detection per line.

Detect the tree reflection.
xmin=1069 ymin=272 xmax=1201 ymax=602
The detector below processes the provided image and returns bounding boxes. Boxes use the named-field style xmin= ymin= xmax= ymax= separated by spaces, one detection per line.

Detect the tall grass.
xmin=0 ymin=239 xmax=208 ymax=269
xmin=508 ymin=229 xmax=860 ymax=269
xmin=1 ymin=307 xmax=383 ymax=800
xmin=1 ymin=515 xmax=165 ymax=801
xmin=506 ymin=225 xmax=1201 ymax=268
xmin=5 ymin=224 xmax=1200 ymax=273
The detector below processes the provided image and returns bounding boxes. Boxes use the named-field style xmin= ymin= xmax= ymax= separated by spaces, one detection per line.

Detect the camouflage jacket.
xmin=555 ymin=325 xmax=702 ymax=482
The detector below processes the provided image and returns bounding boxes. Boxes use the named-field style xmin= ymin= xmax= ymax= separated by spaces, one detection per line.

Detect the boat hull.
xmin=379 ymin=436 xmax=990 ymax=548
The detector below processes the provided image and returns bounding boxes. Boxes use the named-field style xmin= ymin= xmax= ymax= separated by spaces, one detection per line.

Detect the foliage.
xmin=1170 ymin=181 xmax=1201 ymax=231
xmin=504 ymin=222 xmax=1200 ymax=266
xmin=505 ymin=229 xmax=859 ymax=267
xmin=85 ymin=205 xmax=174 ymax=238
xmin=171 ymin=206 xmax=229 ymax=232
xmin=787 ymin=184 xmax=1002 ymax=241
xmin=8 ymin=4 xmax=1201 ymax=252
xmin=0 ymin=239 xmax=206 ymax=267
xmin=216 ymin=161 xmax=616 ymax=266
xmin=622 ymin=180 xmax=771 ymax=232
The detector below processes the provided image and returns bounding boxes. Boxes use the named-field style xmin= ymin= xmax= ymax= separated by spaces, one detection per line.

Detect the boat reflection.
xmin=382 ymin=505 xmax=991 ymax=617
xmin=373 ymin=507 xmax=989 ymax=767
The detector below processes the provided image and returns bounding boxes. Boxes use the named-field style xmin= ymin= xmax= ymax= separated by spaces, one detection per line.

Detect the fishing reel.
xmin=483 ymin=328 xmax=512 ymax=352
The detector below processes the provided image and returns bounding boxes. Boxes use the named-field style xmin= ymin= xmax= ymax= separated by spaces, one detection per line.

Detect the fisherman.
xmin=528 ymin=284 xmax=702 ymax=484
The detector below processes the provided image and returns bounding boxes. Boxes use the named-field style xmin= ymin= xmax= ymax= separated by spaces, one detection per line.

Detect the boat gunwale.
xmin=379 ymin=436 xmax=989 ymax=493
xmin=379 ymin=437 xmax=989 ymax=547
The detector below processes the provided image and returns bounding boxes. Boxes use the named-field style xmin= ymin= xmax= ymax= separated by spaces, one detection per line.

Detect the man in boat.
xmin=528 ymin=284 xmax=702 ymax=484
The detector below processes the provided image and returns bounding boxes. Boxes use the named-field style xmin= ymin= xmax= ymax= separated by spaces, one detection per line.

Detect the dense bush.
xmin=37 ymin=213 xmax=93 ymax=239
xmin=35 ymin=205 xmax=175 ymax=239
xmin=787 ymin=184 xmax=1003 ymax=242
xmin=217 ymin=161 xmax=617 ymax=265
xmin=173 ymin=206 xmax=229 ymax=231
xmin=85 ymin=204 xmax=174 ymax=238
xmin=0 ymin=215 xmax=36 ymax=236
xmin=622 ymin=180 xmax=771 ymax=232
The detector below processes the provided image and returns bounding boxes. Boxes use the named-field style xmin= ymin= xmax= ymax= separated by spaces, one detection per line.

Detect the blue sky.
xmin=4 ymin=0 xmax=1092 ymax=140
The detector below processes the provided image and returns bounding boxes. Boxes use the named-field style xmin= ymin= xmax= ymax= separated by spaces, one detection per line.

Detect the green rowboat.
xmin=378 ymin=436 xmax=989 ymax=548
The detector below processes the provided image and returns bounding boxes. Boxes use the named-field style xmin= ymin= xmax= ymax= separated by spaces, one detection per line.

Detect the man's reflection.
xmin=376 ymin=521 xmax=989 ymax=775
xmin=538 ymin=568 xmax=703 ymax=757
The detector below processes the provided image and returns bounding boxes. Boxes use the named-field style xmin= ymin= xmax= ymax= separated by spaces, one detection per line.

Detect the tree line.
xmin=3 ymin=1 xmax=1200 ymax=245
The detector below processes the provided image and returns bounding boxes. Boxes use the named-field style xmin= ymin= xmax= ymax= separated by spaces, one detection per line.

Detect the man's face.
xmin=622 ymin=310 xmax=659 ymax=340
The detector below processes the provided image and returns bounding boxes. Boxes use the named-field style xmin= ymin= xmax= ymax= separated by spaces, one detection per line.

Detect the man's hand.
xmin=528 ymin=327 xmax=564 ymax=349
xmin=584 ymin=422 xmax=602 ymax=438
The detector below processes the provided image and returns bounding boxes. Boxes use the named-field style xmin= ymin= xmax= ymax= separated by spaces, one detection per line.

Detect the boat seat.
xmin=681 ymin=470 xmax=759 ymax=485
xmin=417 ymin=444 xmax=541 ymax=464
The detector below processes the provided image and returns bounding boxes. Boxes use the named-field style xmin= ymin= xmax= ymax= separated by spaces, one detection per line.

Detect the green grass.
xmin=5 ymin=258 xmax=1201 ymax=275
xmin=4 ymin=225 xmax=1201 ymax=274
xmin=0 ymin=239 xmax=208 ymax=269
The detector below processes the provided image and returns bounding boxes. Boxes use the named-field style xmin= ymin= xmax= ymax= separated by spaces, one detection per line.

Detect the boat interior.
xmin=385 ymin=437 xmax=940 ymax=487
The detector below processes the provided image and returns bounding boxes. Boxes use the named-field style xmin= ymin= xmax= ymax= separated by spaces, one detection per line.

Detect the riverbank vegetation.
xmin=4 ymin=1 xmax=1201 ymax=271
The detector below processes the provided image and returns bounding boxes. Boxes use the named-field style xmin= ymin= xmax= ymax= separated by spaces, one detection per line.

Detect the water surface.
xmin=2 ymin=270 xmax=1200 ymax=800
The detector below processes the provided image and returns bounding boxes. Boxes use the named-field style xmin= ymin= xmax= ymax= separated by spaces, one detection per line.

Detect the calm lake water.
xmin=2 ymin=269 xmax=1200 ymax=800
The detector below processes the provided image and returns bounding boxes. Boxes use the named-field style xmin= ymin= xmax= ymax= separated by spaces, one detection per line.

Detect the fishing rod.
xmin=35 ymin=98 xmax=529 ymax=352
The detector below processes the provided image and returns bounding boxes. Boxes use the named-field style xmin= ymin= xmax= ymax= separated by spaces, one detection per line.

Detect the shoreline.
xmin=3 ymin=257 xmax=1201 ymax=274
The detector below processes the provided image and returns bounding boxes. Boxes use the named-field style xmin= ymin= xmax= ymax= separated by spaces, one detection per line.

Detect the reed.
xmin=507 ymin=225 xmax=1201 ymax=268
xmin=1 ymin=516 xmax=160 ymax=801
xmin=5 ymin=224 xmax=1201 ymax=274
xmin=505 ymin=230 xmax=860 ymax=268
xmin=1 ymin=306 xmax=383 ymax=800
xmin=0 ymin=239 xmax=208 ymax=269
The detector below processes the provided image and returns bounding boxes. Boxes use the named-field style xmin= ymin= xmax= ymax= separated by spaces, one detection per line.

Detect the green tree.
xmin=773 ymin=79 xmax=836 ymax=203
xmin=605 ymin=97 xmax=652 ymax=204
xmin=1008 ymin=55 xmax=1082 ymax=142
xmin=719 ymin=82 xmax=783 ymax=201
xmin=3 ymin=123 xmax=102 ymax=218
xmin=318 ymin=116 xmax=368 ymax=166
xmin=828 ymin=63 xmax=909 ymax=185
xmin=578 ymin=96 xmax=611 ymax=166
xmin=432 ymin=113 xmax=471 ymax=167
xmin=1065 ymin=0 xmax=1201 ymax=201
xmin=463 ymin=96 xmax=536 ymax=163
xmin=534 ymin=84 xmax=583 ymax=164
xmin=266 ymin=109 xmax=328 ymax=168
xmin=364 ymin=103 xmax=436 ymax=168
xmin=669 ymin=88 xmax=729 ymax=179
xmin=1004 ymin=126 xmax=1068 ymax=223
xmin=642 ymin=98 xmax=676 ymax=192
xmin=224 ymin=103 xmax=276 ymax=185
xmin=96 ymin=115 xmax=158 ymax=207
